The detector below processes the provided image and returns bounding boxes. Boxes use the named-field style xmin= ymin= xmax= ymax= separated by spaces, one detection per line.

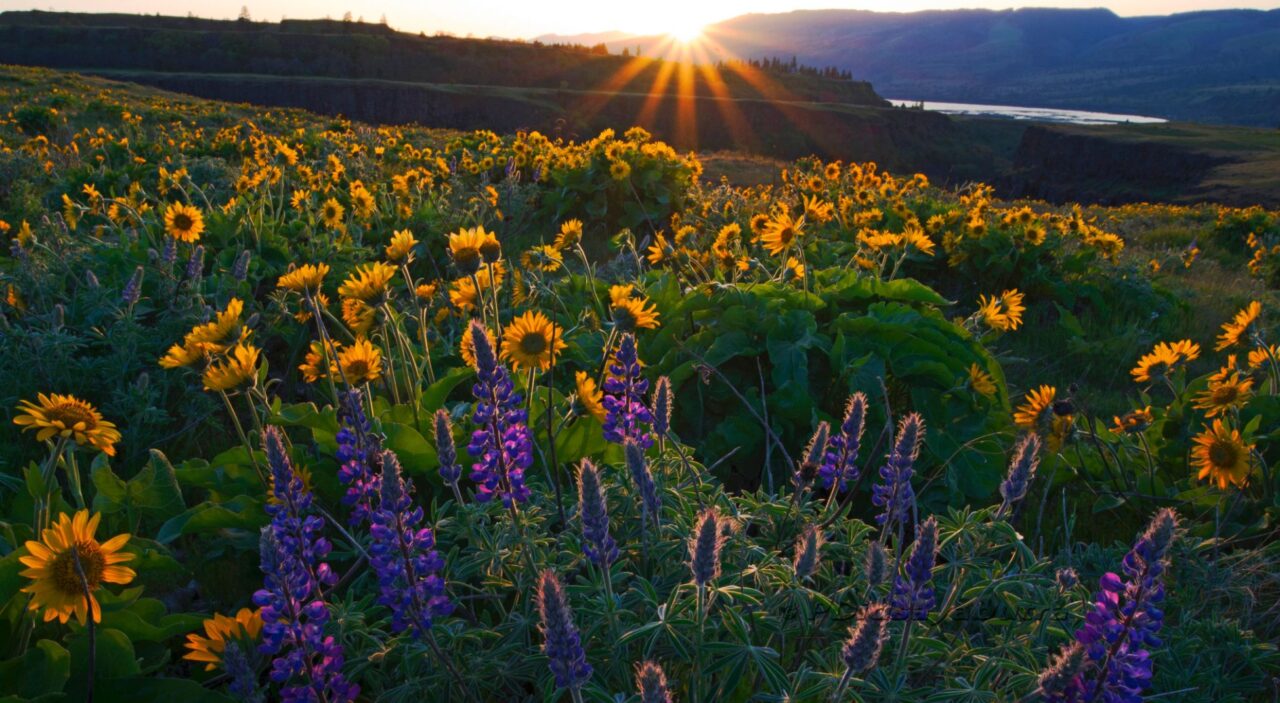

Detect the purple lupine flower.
xmin=537 ymin=569 xmax=592 ymax=692
xmin=263 ymin=427 xmax=336 ymax=591
xmin=161 ymin=237 xmax=178 ymax=267
xmin=998 ymin=433 xmax=1041 ymax=517
xmin=336 ymin=389 xmax=381 ymax=526
xmin=1056 ymin=509 xmax=1178 ymax=703
xmin=368 ymin=450 xmax=453 ymax=639
xmin=466 ymin=321 xmax=533 ymax=507
xmin=820 ymin=392 xmax=867 ymax=492
xmin=577 ymin=459 xmax=618 ymax=568
xmin=435 ymin=409 xmax=462 ymax=488
xmin=865 ymin=540 xmax=888 ymax=589
xmin=871 ymin=413 xmax=924 ymax=529
xmin=793 ymin=524 xmax=823 ymax=581
xmin=689 ymin=507 xmax=724 ymax=588
xmin=651 ymin=376 xmax=672 ymax=436
xmin=233 ymin=249 xmax=252 ymax=281
xmin=603 ymin=334 xmax=654 ymax=448
xmin=253 ymin=528 xmax=356 ymax=703
xmin=890 ymin=516 xmax=938 ymax=621
xmin=121 ymin=265 xmax=143 ymax=305
xmin=624 ymin=439 xmax=661 ymax=527
xmin=794 ymin=421 xmax=829 ymax=494
xmin=222 ymin=641 xmax=264 ymax=703
xmin=841 ymin=602 xmax=890 ymax=673
xmin=1037 ymin=642 xmax=1086 ymax=702
xmin=635 ymin=661 xmax=673 ymax=703
xmin=185 ymin=244 xmax=205 ymax=280
xmin=1057 ymin=567 xmax=1080 ymax=591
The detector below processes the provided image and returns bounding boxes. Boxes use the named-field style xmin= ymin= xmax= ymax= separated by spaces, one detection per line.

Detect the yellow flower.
xmin=162 ymin=297 xmax=247 ymax=367
xmin=448 ymin=263 xmax=504 ymax=312
xmin=1111 ymin=406 xmax=1153 ymax=434
xmin=338 ymin=337 xmax=383 ymax=384
xmin=976 ymin=289 xmax=1024 ymax=332
xmin=385 ymin=229 xmax=418 ymax=262
xmin=646 ymin=232 xmax=673 ymax=266
xmin=1013 ymin=385 xmax=1057 ymax=431
xmin=1193 ymin=372 xmax=1253 ymax=418
xmin=320 ymin=197 xmax=345 ymax=229
xmin=760 ymin=212 xmax=804 ymax=256
xmin=1130 ymin=339 xmax=1199 ymax=383
xmin=1216 ymin=301 xmax=1262 ymax=351
xmin=1191 ymin=419 xmax=1252 ymax=489
xmin=277 ymin=263 xmax=330 ymax=294
xmin=968 ymin=364 xmax=996 ymax=398
xmin=19 ymin=510 xmax=134 ymax=624
xmin=202 ymin=343 xmax=260 ymax=392
xmin=609 ymin=159 xmax=631 ymax=180
xmin=448 ymin=226 xmax=497 ymax=275
xmin=299 ymin=339 xmax=339 ymax=383
xmin=164 ymin=202 xmax=204 ymax=243
xmin=183 ymin=608 xmax=264 ymax=671
xmin=609 ymin=285 xmax=660 ymax=331
xmin=574 ymin=371 xmax=607 ymax=422
xmin=1247 ymin=344 xmax=1279 ymax=370
xmin=341 ymin=298 xmax=376 ymax=336
xmin=501 ymin=311 xmax=567 ymax=371
xmin=521 ymin=245 xmax=564 ymax=272
xmin=338 ymin=262 xmax=396 ymax=302
xmin=14 ymin=393 xmax=122 ymax=456
xmin=554 ymin=219 xmax=583 ymax=250
xmin=415 ymin=283 xmax=438 ymax=301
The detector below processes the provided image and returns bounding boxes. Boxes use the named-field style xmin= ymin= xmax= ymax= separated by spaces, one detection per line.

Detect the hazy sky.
xmin=2 ymin=1 xmax=1275 ymax=39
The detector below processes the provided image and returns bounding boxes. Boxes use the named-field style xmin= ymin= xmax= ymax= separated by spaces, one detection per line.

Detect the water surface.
xmin=889 ymin=99 xmax=1166 ymax=125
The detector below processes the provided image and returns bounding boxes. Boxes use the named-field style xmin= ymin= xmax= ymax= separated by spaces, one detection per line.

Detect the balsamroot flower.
xmin=636 ymin=661 xmax=673 ymax=703
xmin=841 ymin=602 xmax=890 ymax=674
xmin=1059 ymin=508 xmax=1178 ymax=703
xmin=690 ymin=507 xmax=725 ymax=588
xmin=821 ymin=392 xmax=867 ymax=492
xmin=998 ymin=433 xmax=1041 ymax=517
xmin=335 ymin=389 xmax=381 ymax=526
xmin=368 ymin=450 xmax=453 ymax=638
xmin=603 ymin=334 xmax=654 ymax=448
xmin=19 ymin=510 xmax=134 ymax=624
xmin=536 ymin=569 xmax=592 ymax=693
xmin=625 ymin=438 xmax=661 ymax=527
xmin=577 ymin=459 xmax=618 ymax=568
xmin=793 ymin=524 xmax=823 ymax=581
xmin=890 ymin=516 xmax=938 ymax=621
xmin=466 ymin=321 xmax=533 ymax=507
xmin=872 ymin=413 xmax=924 ymax=531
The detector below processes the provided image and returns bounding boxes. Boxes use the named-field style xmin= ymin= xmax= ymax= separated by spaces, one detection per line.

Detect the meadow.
xmin=0 ymin=66 xmax=1278 ymax=702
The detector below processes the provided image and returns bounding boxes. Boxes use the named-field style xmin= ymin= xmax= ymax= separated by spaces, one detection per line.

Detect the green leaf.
xmin=92 ymin=678 xmax=235 ymax=703
xmin=0 ymin=639 xmax=70 ymax=697
xmin=421 ymin=366 xmax=475 ymax=412
xmin=155 ymin=496 xmax=265 ymax=544
xmin=383 ymin=422 xmax=439 ymax=476
xmin=66 ymin=628 xmax=140 ymax=700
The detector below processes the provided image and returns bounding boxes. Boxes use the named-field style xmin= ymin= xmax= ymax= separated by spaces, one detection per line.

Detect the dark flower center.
xmin=48 ymin=403 xmax=97 ymax=430
xmin=519 ymin=332 xmax=548 ymax=356
xmin=173 ymin=213 xmax=193 ymax=231
xmin=52 ymin=541 xmax=105 ymax=595
xmin=1209 ymin=440 xmax=1238 ymax=468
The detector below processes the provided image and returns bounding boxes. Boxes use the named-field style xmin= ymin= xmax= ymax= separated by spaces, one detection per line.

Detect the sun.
xmin=667 ymin=21 xmax=704 ymax=43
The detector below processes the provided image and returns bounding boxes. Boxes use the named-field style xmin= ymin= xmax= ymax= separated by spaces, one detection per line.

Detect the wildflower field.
xmin=1 ymin=66 xmax=1279 ymax=702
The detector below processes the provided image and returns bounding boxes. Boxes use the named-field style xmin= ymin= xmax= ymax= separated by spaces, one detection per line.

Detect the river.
xmin=888 ymin=99 xmax=1166 ymax=125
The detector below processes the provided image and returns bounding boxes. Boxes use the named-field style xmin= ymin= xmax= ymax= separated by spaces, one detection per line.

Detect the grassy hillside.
xmin=1 ymin=64 xmax=1278 ymax=703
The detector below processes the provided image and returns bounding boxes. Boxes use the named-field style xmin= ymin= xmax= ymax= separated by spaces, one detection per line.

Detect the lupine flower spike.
xmin=821 ymin=392 xmax=868 ymax=493
xmin=577 ymin=459 xmax=618 ymax=568
xmin=625 ymin=438 xmax=661 ymax=529
xmin=636 ymin=660 xmax=674 ymax=703
xmin=466 ymin=320 xmax=533 ymax=507
xmin=335 ymin=389 xmax=381 ymax=526
xmin=998 ymin=433 xmax=1041 ymax=518
xmin=690 ymin=507 xmax=724 ymax=589
xmin=368 ymin=450 xmax=453 ymax=639
xmin=603 ymin=333 xmax=654 ymax=448
xmin=793 ymin=524 xmax=823 ymax=582
xmin=832 ymin=602 xmax=890 ymax=701
xmin=537 ymin=569 xmax=592 ymax=697
xmin=434 ymin=408 xmax=464 ymax=503
xmin=872 ymin=413 xmax=924 ymax=545
xmin=891 ymin=516 xmax=939 ymax=621
xmin=794 ymin=421 xmax=830 ymax=501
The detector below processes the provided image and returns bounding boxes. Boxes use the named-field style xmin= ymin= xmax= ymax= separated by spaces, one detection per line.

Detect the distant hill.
xmin=606 ymin=7 xmax=1280 ymax=127
xmin=0 ymin=11 xmax=883 ymax=107
xmin=534 ymin=30 xmax=638 ymax=45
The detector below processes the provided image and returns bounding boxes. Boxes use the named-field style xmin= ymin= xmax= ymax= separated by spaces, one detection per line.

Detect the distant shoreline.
xmin=889 ymin=99 xmax=1167 ymax=125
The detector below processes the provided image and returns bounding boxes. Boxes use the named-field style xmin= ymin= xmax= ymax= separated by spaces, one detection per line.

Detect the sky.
xmin=1 ymin=0 xmax=1276 ymax=39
